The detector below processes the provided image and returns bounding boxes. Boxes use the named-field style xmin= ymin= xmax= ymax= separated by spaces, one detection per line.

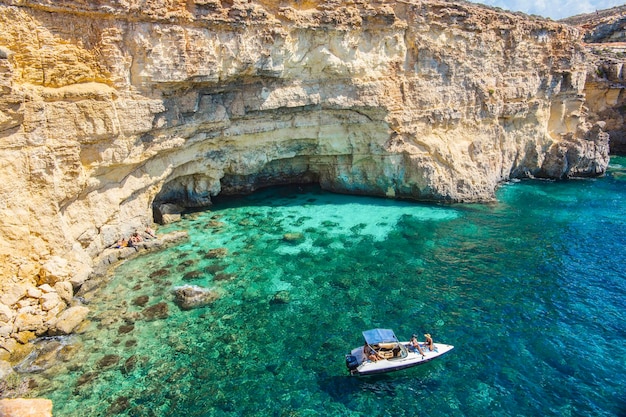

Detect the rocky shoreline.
xmin=0 ymin=230 xmax=188 ymax=400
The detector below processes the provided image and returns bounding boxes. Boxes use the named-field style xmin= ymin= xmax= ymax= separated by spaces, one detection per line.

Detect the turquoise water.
xmin=24 ymin=158 xmax=626 ymax=416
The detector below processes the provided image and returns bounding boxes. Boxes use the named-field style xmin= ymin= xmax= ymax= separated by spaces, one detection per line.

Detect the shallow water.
xmin=24 ymin=158 xmax=626 ymax=416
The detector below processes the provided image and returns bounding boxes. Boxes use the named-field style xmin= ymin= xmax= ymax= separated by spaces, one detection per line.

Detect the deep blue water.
xmin=24 ymin=157 xmax=626 ymax=416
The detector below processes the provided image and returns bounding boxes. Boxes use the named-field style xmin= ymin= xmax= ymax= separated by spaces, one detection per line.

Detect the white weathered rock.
xmin=54 ymin=281 xmax=74 ymax=304
xmin=16 ymin=298 xmax=34 ymax=309
xmin=50 ymin=306 xmax=89 ymax=335
xmin=13 ymin=311 xmax=45 ymax=334
xmin=38 ymin=284 xmax=54 ymax=294
xmin=0 ymin=359 xmax=13 ymax=379
xmin=0 ymin=284 xmax=28 ymax=307
xmin=0 ymin=337 xmax=18 ymax=355
xmin=15 ymin=306 xmax=36 ymax=315
xmin=26 ymin=286 xmax=43 ymax=299
xmin=44 ymin=303 xmax=66 ymax=324
xmin=39 ymin=256 xmax=70 ymax=286
xmin=68 ymin=264 xmax=93 ymax=290
xmin=40 ymin=292 xmax=65 ymax=312
xmin=0 ymin=325 xmax=13 ymax=338
xmin=0 ymin=303 xmax=14 ymax=322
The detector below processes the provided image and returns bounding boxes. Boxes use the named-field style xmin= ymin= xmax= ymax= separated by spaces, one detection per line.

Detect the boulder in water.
xmin=173 ymin=285 xmax=219 ymax=310
xmin=49 ymin=306 xmax=89 ymax=335
xmin=283 ymin=232 xmax=304 ymax=243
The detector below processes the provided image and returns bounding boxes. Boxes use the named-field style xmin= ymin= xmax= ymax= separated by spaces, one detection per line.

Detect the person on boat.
xmin=424 ymin=333 xmax=434 ymax=351
xmin=409 ymin=334 xmax=426 ymax=356
xmin=363 ymin=343 xmax=382 ymax=362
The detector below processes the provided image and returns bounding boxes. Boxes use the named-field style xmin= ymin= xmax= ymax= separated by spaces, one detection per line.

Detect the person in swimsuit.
xmin=410 ymin=334 xmax=426 ymax=356
xmin=424 ymin=333 xmax=434 ymax=351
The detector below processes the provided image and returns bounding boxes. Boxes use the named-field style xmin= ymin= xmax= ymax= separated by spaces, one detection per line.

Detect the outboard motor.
xmin=345 ymin=355 xmax=359 ymax=373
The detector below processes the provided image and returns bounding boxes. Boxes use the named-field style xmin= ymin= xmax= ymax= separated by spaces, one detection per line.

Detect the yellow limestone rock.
xmin=49 ymin=306 xmax=90 ymax=336
xmin=0 ymin=398 xmax=53 ymax=417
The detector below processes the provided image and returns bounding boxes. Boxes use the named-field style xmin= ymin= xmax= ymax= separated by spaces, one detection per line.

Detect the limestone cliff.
xmin=583 ymin=45 xmax=626 ymax=154
xmin=0 ymin=0 xmax=610 ymax=351
xmin=562 ymin=7 xmax=626 ymax=154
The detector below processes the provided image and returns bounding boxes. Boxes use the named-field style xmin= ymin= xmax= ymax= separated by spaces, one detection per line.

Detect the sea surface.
xmin=21 ymin=158 xmax=626 ymax=416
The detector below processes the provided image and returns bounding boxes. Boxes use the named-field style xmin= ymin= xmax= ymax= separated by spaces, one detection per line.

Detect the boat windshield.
xmin=362 ymin=329 xmax=399 ymax=345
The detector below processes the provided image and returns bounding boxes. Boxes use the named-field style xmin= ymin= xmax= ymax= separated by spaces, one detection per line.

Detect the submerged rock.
xmin=96 ymin=354 xmax=120 ymax=369
xmin=14 ymin=337 xmax=77 ymax=373
xmin=118 ymin=324 xmax=134 ymax=335
xmin=283 ymin=233 xmax=304 ymax=243
xmin=270 ymin=291 xmax=291 ymax=305
xmin=178 ymin=259 xmax=197 ymax=269
xmin=213 ymin=272 xmax=235 ymax=281
xmin=205 ymin=248 xmax=228 ymax=259
xmin=132 ymin=295 xmax=149 ymax=307
xmin=204 ymin=264 xmax=226 ymax=274
xmin=108 ymin=396 xmax=131 ymax=415
xmin=141 ymin=302 xmax=169 ymax=321
xmin=173 ymin=285 xmax=219 ymax=310
xmin=122 ymin=355 xmax=138 ymax=375
xmin=183 ymin=270 xmax=203 ymax=280
xmin=75 ymin=371 xmax=97 ymax=388
xmin=150 ymin=268 xmax=170 ymax=279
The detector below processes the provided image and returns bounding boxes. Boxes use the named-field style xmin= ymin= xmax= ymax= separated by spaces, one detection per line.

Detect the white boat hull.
xmin=347 ymin=342 xmax=454 ymax=376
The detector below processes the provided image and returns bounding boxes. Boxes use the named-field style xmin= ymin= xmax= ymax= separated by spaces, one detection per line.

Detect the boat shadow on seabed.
xmin=317 ymin=370 xmax=444 ymax=405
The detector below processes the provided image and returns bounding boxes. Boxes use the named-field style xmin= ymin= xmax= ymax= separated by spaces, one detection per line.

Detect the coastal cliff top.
xmin=561 ymin=4 xmax=626 ymax=44
xmin=2 ymin=0 xmax=563 ymax=28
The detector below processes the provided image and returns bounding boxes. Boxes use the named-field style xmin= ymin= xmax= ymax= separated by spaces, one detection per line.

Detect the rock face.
xmin=0 ymin=1 xmax=612 ymax=345
xmin=562 ymin=8 xmax=626 ymax=154
xmin=561 ymin=5 xmax=626 ymax=44
xmin=584 ymin=50 xmax=626 ymax=154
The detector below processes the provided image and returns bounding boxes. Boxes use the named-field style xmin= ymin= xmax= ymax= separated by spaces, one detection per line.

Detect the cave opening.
xmin=151 ymin=155 xmax=340 ymax=224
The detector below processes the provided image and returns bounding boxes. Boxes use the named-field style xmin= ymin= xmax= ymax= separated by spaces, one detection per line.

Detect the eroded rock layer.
xmin=562 ymin=8 xmax=626 ymax=154
xmin=0 ymin=0 xmax=610 ymax=348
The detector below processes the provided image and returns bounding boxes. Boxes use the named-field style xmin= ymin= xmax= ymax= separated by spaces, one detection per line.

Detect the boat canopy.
xmin=362 ymin=329 xmax=399 ymax=345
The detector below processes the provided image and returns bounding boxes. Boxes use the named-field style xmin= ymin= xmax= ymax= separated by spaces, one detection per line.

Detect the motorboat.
xmin=345 ymin=328 xmax=454 ymax=376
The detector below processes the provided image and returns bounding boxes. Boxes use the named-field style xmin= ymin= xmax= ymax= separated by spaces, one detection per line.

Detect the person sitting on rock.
xmin=144 ymin=226 xmax=157 ymax=239
xmin=129 ymin=232 xmax=143 ymax=246
xmin=115 ymin=238 xmax=129 ymax=248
